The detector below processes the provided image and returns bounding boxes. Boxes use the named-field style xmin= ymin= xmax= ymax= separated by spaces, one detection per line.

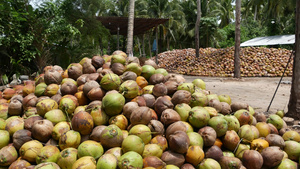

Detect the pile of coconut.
xmin=0 ymin=50 xmax=298 ymax=169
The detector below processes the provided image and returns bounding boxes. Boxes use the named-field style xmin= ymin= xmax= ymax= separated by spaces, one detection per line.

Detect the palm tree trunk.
xmin=195 ymin=0 xmax=201 ymax=58
xmin=234 ymin=0 xmax=241 ymax=78
xmin=142 ymin=34 xmax=145 ymax=57
xmin=155 ymin=26 xmax=158 ymax=64
xmin=148 ymin=33 xmax=152 ymax=58
xmin=286 ymin=0 xmax=300 ymax=119
xmin=126 ymin=0 xmax=135 ymax=55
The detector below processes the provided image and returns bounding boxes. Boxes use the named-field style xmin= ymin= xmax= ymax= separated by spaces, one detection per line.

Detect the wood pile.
xmin=156 ymin=47 xmax=293 ymax=77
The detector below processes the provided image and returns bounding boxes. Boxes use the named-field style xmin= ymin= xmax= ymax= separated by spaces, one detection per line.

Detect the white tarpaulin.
xmin=240 ymin=34 xmax=295 ymax=47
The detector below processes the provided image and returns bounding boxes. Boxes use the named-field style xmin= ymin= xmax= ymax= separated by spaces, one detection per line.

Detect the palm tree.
xmin=211 ymin=0 xmax=234 ymax=28
xmin=126 ymin=0 xmax=135 ymax=55
xmin=195 ymin=0 xmax=201 ymax=58
xmin=234 ymin=0 xmax=241 ymax=78
xmin=286 ymin=0 xmax=300 ymax=119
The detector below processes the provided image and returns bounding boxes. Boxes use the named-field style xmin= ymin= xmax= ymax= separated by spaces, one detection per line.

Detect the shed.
xmin=240 ymin=35 xmax=295 ymax=47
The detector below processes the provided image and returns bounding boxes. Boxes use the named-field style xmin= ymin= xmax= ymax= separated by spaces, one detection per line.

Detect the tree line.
xmin=0 ymin=0 xmax=296 ymax=80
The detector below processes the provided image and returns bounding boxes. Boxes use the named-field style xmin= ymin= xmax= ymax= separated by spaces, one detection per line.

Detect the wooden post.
xmin=234 ymin=0 xmax=241 ymax=78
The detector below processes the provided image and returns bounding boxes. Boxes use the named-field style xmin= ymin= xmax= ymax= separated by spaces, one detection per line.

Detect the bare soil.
xmin=183 ymin=75 xmax=292 ymax=114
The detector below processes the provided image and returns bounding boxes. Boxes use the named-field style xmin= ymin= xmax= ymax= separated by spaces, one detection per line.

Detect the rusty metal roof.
xmin=96 ymin=16 xmax=169 ymax=35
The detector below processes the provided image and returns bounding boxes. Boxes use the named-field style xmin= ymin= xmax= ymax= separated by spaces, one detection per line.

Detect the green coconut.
xmin=129 ymin=124 xmax=152 ymax=144
xmin=238 ymin=124 xmax=255 ymax=143
xmin=0 ymin=130 xmax=10 ymax=149
xmin=59 ymin=130 xmax=81 ymax=150
xmin=35 ymin=82 xmax=47 ymax=96
xmin=122 ymin=135 xmax=145 ymax=155
xmin=44 ymin=109 xmax=67 ymax=125
xmin=36 ymin=145 xmax=60 ymax=164
xmin=100 ymin=73 xmax=121 ymax=91
xmin=111 ymin=54 xmax=126 ymax=65
xmin=198 ymin=158 xmax=221 ymax=169
xmin=267 ymin=114 xmax=284 ymax=130
xmin=34 ymin=162 xmax=60 ymax=169
xmin=0 ymin=118 xmax=6 ymax=130
xmin=141 ymin=65 xmax=156 ymax=80
xmin=174 ymin=103 xmax=191 ymax=121
xmin=192 ymin=79 xmax=206 ymax=90
xmin=118 ymin=151 xmax=143 ymax=169
xmin=218 ymin=94 xmax=231 ymax=105
xmin=155 ymin=68 xmax=168 ymax=76
xmin=188 ymin=106 xmax=210 ymax=128
xmin=142 ymin=85 xmax=154 ymax=94
xmin=100 ymin=124 xmax=123 ymax=149
xmin=187 ymin=132 xmax=204 ymax=148
xmin=142 ymin=143 xmax=163 ymax=158
xmin=177 ymin=83 xmax=195 ymax=93
xmin=208 ymin=116 xmax=228 ymax=137
xmin=284 ymin=140 xmax=300 ymax=161
xmin=59 ymin=97 xmax=77 ymax=115
xmin=125 ymin=63 xmax=142 ymax=76
xmin=119 ymin=80 xmax=139 ymax=99
xmin=96 ymin=153 xmax=118 ymax=169
xmin=190 ymin=92 xmax=208 ymax=107
xmin=77 ymin=140 xmax=104 ymax=160
xmin=57 ymin=148 xmax=78 ymax=169
xmin=224 ymin=115 xmax=240 ymax=132
xmin=36 ymin=98 xmax=58 ymax=117
xmin=90 ymin=105 xmax=109 ymax=126
xmin=102 ymin=93 xmax=125 ymax=116
xmin=276 ymin=158 xmax=298 ymax=169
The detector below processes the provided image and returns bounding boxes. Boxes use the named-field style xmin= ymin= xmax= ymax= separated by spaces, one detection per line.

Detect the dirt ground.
xmin=183 ymin=75 xmax=292 ymax=114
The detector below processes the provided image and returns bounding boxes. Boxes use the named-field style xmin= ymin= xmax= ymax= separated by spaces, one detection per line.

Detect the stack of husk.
xmin=157 ymin=47 xmax=293 ymax=77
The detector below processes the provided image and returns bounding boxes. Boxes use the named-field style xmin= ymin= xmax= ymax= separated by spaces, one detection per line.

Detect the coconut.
xmin=100 ymin=73 xmax=121 ymax=91
xmin=149 ymin=74 xmax=165 ymax=85
xmin=242 ymin=150 xmax=263 ymax=169
xmin=92 ymin=55 xmax=105 ymax=69
xmin=22 ymin=93 xmax=38 ymax=109
xmin=267 ymin=114 xmax=284 ymax=130
xmin=130 ymin=106 xmax=152 ymax=125
xmin=282 ymin=130 xmax=300 ymax=141
xmin=118 ymin=151 xmax=143 ymax=169
xmin=36 ymin=98 xmax=58 ymax=117
xmin=152 ymin=83 xmax=168 ymax=97
xmin=234 ymin=109 xmax=252 ymax=125
xmin=44 ymin=109 xmax=67 ymax=125
xmin=36 ymin=145 xmax=60 ymax=164
xmin=119 ymin=80 xmax=139 ymax=99
xmin=0 ymin=103 xmax=9 ymax=120
xmin=155 ymin=68 xmax=168 ymax=76
xmin=44 ymin=84 xmax=59 ymax=97
xmin=188 ymin=106 xmax=210 ymax=129
xmin=254 ymin=112 xmax=267 ymax=122
xmin=143 ymin=143 xmax=163 ymax=158
xmin=122 ymin=101 xmax=139 ymax=119
xmin=111 ymin=63 xmax=125 ymax=75
xmin=185 ymin=145 xmax=204 ymax=166
xmin=208 ymin=99 xmax=222 ymax=112
xmin=102 ymin=92 xmax=125 ymax=116
xmin=120 ymin=71 xmax=137 ymax=82
xmin=24 ymin=115 xmax=43 ymax=131
xmin=143 ymin=156 xmax=166 ymax=169
xmin=161 ymin=109 xmax=181 ymax=126
xmin=141 ymin=65 xmax=156 ymax=80
xmin=97 ymin=153 xmax=118 ymax=169
xmin=12 ymin=129 xmax=32 ymax=150
xmin=59 ymin=130 xmax=81 ymax=150
xmin=77 ymin=140 xmax=104 ymax=160
xmin=164 ymin=81 xmax=179 ymax=95
xmin=198 ymin=158 xmax=221 ymax=169
xmin=204 ymin=145 xmax=223 ymax=162
xmin=122 ymin=135 xmax=145 ymax=155
xmin=231 ymin=102 xmax=249 ymax=112
xmin=177 ymin=83 xmax=195 ymax=93
xmin=111 ymin=54 xmax=126 ymax=65
xmin=0 ymin=144 xmax=18 ymax=166
xmin=148 ymin=120 xmax=165 ymax=137
xmin=44 ymin=69 xmax=62 ymax=85
xmin=223 ymin=115 xmax=240 ymax=132
xmin=261 ymin=146 xmax=284 ymax=168
xmin=219 ymin=156 xmax=242 ymax=169
xmin=284 ymin=140 xmax=300 ymax=161
xmin=171 ymin=90 xmax=191 ymax=105
xmin=109 ymin=114 xmax=128 ymax=130
xmin=142 ymin=85 xmax=154 ymax=94
xmin=35 ymin=83 xmax=47 ymax=96
xmin=208 ymin=116 xmax=228 ymax=137
xmin=129 ymin=124 xmax=152 ymax=144
xmin=142 ymin=94 xmax=156 ymax=108
xmin=0 ymin=130 xmax=10 ymax=149
xmin=5 ymin=116 xmax=24 ymax=136
xmin=161 ymin=151 xmax=185 ymax=167
xmin=19 ymin=140 xmax=44 ymax=163
xmin=191 ymin=90 xmax=207 ymax=107
xmin=276 ymin=158 xmax=298 ymax=169
xmin=57 ymin=147 xmax=78 ymax=169
xmin=71 ymin=111 xmax=94 ymax=135
xmin=67 ymin=64 xmax=83 ymax=80
xmin=60 ymin=82 xmax=77 ymax=96
xmin=100 ymin=124 xmax=123 ymax=149
xmin=8 ymin=98 xmax=23 ymax=116
xmin=265 ymin=134 xmax=285 ymax=149
xmin=174 ymin=103 xmax=191 ymax=121
xmin=82 ymin=62 xmax=96 ymax=74
xmin=154 ymin=96 xmax=174 ymax=116
xmin=222 ymin=130 xmax=240 ymax=152
xmin=73 ymin=156 xmax=96 ymax=169
xmin=8 ymin=158 xmax=31 ymax=169
xmin=168 ymin=131 xmax=190 ymax=154
xmin=31 ymin=119 xmax=53 ymax=143
xmin=144 ymin=59 xmax=158 ymax=69
xmin=198 ymin=126 xmax=217 ymax=147
xmin=125 ymin=63 xmax=142 ymax=76
xmin=52 ymin=121 xmax=71 ymax=141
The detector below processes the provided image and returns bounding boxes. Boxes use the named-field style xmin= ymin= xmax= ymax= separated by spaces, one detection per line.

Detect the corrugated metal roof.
xmin=240 ymin=35 xmax=295 ymax=47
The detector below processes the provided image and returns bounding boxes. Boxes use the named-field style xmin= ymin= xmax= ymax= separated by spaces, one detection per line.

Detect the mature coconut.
xmin=161 ymin=109 xmax=181 ymax=126
xmin=242 ymin=150 xmax=263 ymax=169
xmin=161 ymin=151 xmax=185 ymax=167
xmin=198 ymin=126 xmax=217 ymax=147
xmin=154 ymin=96 xmax=174 ymax=116
xmin=31 ymin=119 xmax=53 ymax=143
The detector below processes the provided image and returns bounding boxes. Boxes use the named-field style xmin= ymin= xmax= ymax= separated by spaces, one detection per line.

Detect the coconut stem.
xmin=64 ymin=107 xmax=73 ymax=130
xmin=233 ymin=138 xmax=243 ymax=154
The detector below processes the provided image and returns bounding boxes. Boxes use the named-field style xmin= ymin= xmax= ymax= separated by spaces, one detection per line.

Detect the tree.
xmin=126 ymin=0 xmax=135 ymax=55
xmin=234 ymin=0 xmax=241 ymax=78
xmin=286 ymin=0 xmax=300 ymax=119
xmin=195 ymin=0 xmax=201 ymax=58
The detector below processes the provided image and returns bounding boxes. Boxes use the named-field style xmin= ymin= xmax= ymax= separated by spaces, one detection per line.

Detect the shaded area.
xmin=96 ymin=16 xmax=169 ymax=35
